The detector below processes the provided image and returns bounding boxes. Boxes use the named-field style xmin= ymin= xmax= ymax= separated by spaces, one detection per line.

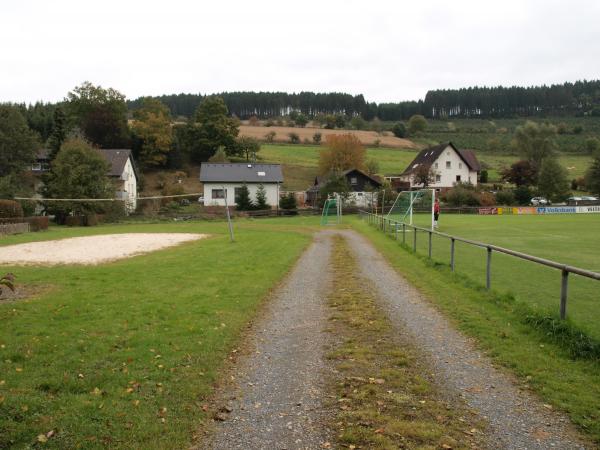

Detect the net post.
xmin=560 ymin=270 xmax=569 ymax=320
xmin=409 ymin=191 xmax=413 ymax=225
xmin=402 ymin=223 xmax=406 ymax=244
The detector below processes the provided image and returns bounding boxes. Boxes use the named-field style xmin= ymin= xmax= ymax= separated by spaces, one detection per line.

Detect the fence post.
xmin=560 ymin=270 xmax=569 ymax=320
xmin=486 ymin=247 xmax=492 ymax=290
xmin=413 ymin=227 xmax=417 ymax=253
xmin=402 ymin=223 xmax=406 ymax=244
xmin=450 ymin=238 xmax=455 ymax=272
xmin=428 ymin=231 xmax=432 ymax=259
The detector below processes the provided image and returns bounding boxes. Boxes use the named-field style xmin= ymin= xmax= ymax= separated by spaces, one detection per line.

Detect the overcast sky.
xmin=2 ymin=0 xmax=599 ymax=104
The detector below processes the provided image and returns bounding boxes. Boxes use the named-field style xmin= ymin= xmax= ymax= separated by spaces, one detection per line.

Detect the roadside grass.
xmin=326 ymin=235 xmax=482 ymax=449
xmin=0 ymin=220 xmax=313 ymax=449
xmin=350 ymin=217 xmax=600 ymax=444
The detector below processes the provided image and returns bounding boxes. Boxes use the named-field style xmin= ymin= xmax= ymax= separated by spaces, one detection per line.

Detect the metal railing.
xmin=359 ymin=211 xmax=600 ymax=320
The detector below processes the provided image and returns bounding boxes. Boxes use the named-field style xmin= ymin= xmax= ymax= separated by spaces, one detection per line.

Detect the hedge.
xmin=0 ymin=200 xmax=23 ymax=218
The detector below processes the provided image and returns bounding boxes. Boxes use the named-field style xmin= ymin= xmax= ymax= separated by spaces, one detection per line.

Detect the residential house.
xmin=386 ymin=142 xmax=480 ymax=191
xmin=307 ymin=168 xmax=382 ymax=207
xmin=30 ymin=148 xmax=139 ymax=212
xmin=199 ymin=163 xmax=283 ymax=207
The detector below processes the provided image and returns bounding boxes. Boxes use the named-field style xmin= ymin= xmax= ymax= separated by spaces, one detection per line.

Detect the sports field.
xmin=374 ymin=213 xmax=600 ymax=341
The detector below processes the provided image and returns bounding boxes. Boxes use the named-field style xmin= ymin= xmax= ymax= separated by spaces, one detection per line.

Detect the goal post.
xmin=386 ymin=189 xmax=436 ymax=230
xmin=321 ymin=193 xmax=342 ymax=225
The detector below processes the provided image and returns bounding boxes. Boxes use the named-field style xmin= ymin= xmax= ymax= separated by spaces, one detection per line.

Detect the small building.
xmin=30 ymin=148 xmax=139 ymax=212
xmin=307 ymin=168 xmax=382 ymax=208
xmin=199 ymin=163 xmax=283 ymax=207
xmin=386 ymin=142 xmax=480 ymax=190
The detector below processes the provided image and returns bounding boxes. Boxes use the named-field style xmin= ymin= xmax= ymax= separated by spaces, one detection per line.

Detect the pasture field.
xmin=257 ymin=144 xmax=593 ymax=190
xmin=351 ymin=215 xmax=600 ymax=443
xmin=0 ymin=219 xmax=318 ymax=449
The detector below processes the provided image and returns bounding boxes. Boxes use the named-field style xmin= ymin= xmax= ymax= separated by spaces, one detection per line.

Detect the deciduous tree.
xmin=512 ymin=121 xmax=556 ymax=167
xmin=501 ymin=160 xmax=538 ymax=186
xmin=0 ymin=105 xmax=38 ymax=179
xmin=585 ymin=156 xmax=600 ymax=196
xmin=131 ymin=98 xmax=172 ymax=167
xmin=235 ymin=136 xmax=260 ymax=161
xmin=407 ymin=114 xmax=427 ymax=135
xmin=537 ymin=158 xmax=570 ymax=202
xmin=318 ymin=134 xmax=366 ymax=175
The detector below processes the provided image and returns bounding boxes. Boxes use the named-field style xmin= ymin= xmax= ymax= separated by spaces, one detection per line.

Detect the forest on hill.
xmin=127 ymin=80 xmax=600 ymax=121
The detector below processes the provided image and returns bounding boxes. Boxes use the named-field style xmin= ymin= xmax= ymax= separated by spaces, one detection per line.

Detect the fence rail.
xmin=359 ymin=211 xmax=600 ymax=320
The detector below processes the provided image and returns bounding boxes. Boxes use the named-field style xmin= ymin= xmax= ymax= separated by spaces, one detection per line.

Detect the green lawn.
xmin=351 ymin=216 xmax=600 ymax=444
xmin=0 ymin=219 xmax=318 ymax=449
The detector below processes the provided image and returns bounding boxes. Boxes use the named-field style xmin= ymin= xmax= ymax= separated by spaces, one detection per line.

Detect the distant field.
xmin=377 ymin=213 xmax=600 ymax=340
xmin=239 ymin=125 xmax=418 ymax=148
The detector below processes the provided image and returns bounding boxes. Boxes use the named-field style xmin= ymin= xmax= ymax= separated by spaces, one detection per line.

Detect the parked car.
xmin=581 ymin=196 xmax=599 ymax=201
xmin=530 ymin=197 xmax=549 ymax=206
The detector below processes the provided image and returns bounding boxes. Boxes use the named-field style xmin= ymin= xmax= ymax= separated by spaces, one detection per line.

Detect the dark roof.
xmin=308 ymin=168 xmax=382 ymax=192
xmin=400 ymin=142 xmax=480 ymax=176
xmin=199 ymin=163 xmax=283 ymax=183
xmin=98 ymin=149 xmax=135 ymax=177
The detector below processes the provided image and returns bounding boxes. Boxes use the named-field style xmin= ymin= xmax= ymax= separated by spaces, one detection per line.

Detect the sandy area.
xmin=0 ymin=233 xmax=207 ymax=266
xmin=239 ymin=125 xmax=418 ymax=148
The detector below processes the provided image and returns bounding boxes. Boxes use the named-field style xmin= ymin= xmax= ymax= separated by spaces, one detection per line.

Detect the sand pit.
xmin=0 ymin=233 xmax=207 ymax=266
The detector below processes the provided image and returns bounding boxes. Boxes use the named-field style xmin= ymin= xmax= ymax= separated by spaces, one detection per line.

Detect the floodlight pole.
xmin=223 ymin=185 xmax=234 ymax=242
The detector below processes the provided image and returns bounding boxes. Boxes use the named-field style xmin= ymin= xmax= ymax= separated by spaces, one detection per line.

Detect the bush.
xmin=479 ymin=192 xmax=496 ymax=206
xmin=479 ymin=169 xmax=488 ymax=183
xmin=313 ymin=132 xmax=322 ymax=144
xmin=495 ymin=190 xmax=515 ymax=205
xmin=288 ymin=132 xmax=300 ymax=144
xmin=264 ymin=131 xmax=276 ymax=143
xmin=0 ymin=200 xmax=23 ymax=218
xmin=391 ymin=122 xmax=406 ymax=138
xmin=26 ymin=216 xmax=49 ymax=231
xmin=279 ymin=192 xmax=297 ymax=210
xmin=444 ymin=185 xmax=480 ymax=206
xmin=514 ymin=185 xmax=532 ymax=205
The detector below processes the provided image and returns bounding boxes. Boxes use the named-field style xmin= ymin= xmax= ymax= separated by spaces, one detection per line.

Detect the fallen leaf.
xmin=37 ymin=434 xmax=48 ymax=443
xmin=374 ymin=428 xmax=385 ymax=434
xmin=91 ymin=387 xmax=102 ymax=396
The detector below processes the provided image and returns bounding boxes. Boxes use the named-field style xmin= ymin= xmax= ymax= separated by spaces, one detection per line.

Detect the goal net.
xmin=321 ymin=194 xmax=342 ymax=225
xmin=385 ymin=189 xmax=435 ymax=230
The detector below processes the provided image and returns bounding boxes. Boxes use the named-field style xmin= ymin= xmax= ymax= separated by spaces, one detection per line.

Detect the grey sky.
xmin=2 ymin=0 xmax=599 ymax=104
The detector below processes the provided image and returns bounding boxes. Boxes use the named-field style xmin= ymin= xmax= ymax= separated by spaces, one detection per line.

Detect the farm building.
xmin=31 ymin=148 xmax=139 ymax=212
xmin=199 ymin=163 xmax=283 ymax=207
xmin=386 ymin=142 xmax=480 ymax=190
xmin=307 ymin=168 xmax=382 ymax=208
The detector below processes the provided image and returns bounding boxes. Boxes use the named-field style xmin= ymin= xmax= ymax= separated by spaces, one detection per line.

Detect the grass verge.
xmin=326 ymin=235 xmax=482 ymax=449
xmin=349 ymin=217 xmax=600 ymax=444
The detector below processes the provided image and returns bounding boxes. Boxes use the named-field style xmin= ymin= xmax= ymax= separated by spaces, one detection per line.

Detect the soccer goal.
xmin=386 ymin=189 xmax=436 ymax=230
xmin=321 ymin=194 xmax=342 ymax=225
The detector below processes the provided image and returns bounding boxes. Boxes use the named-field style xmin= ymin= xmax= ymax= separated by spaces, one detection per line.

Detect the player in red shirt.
xmin=434 ymin=198 xmax=440 ymax=229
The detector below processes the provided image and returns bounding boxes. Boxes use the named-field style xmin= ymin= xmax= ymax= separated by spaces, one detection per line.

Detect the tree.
xmin=279 ymin=192 xmax=297 ymax=210
xmin=318 ymin=134 xmax=366 ymax=175
xmin=585 ymin=156 xmax=600 ymax=196
xmin=131 ymin=98 xmax=172 ymax=167
xmin=334 ymin=114 xmax=346 ymax=128
xmin=350 ymin=116 xmax=367 ymax=130
xmin=255 ymin=184 xmax=268 ymax=209
xmin=413 ymin=164 xmax=436 ymax=187
xmin=66 ymin=81 xmax=130 ymax=148
xmin=479 ymin=169 xmax=489 ymax=183
xmin=183 ymin=96 xmax=239 ymax=162
xmin=0 ymin=105 xmax=38 ymax=179
xmin=512 ymin=121 xmax=556 ymax=167
xmin=584 ymin=137 xmax=600 ymax=156
xmin=513 ymin=185 xmax=532 ymax=205
xmin=319 ymin=175 xmax=350 ymax=205
xmin=47 ymin=106 xmax=67 ymax=160
xmin=288 ymin=132 xmax=300 ymax=144
xmin=391 ymin=122 xmax=406 ymax=138
xmin=312 ymin=132 xmax=322 ymax=144
xmin=235 ymin=184 xmax=254 ymax=211
xmin=264 ymin=131 xmax=276 ymax=143
xmin=294 ymin=113 xmax=308 ymax=127
xmin=501 ymin=160 xmax=538 ymax=186
xmin=537 ymin=158 xmax=570 ymax=202
xmin=323 ymin=115 xmax=336 ymax=129
xmin=208 ymin=147 xmax=229 ymax=163
xmin=235 ymin=136 xmax=260 ymax=161
xmin=42 ymin=138 xmax=114 ymax=217
xmin=407 ymin=114 xmax=427 ymax=135
xmin=366 ymin=158 xmax=379 ymax=176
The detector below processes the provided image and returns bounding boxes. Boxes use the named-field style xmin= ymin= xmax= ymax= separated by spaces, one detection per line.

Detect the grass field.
xmin=378 ymin=213 xmax=600 ymax=341
xmin=257 ymin=144 xmax=593 ymax=190
xmin=351 ymin=216 xmax=600 ymax=443
xmin=0 ymin=219 xmax=317 ymax=449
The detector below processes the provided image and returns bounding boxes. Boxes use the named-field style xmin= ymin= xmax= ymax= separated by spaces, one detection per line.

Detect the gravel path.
xmin=207 ymin=232 xmax=333 ymax=450
xmin=340 ymin=229 xmax=588 ymax=450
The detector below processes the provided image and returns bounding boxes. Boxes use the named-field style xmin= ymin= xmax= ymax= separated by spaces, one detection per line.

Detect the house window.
xmin=459 ymin=162 xmax=463 ymax=169
xmin=435 ymin=174 xmax=441 ymax=182
xmin=456 ymin=175 xmax=461 ymax=182
xmin=434 ymin=162 xmax=438 ymax=169
xmin=350 ymin=177 xmax=358 ymax=185
xmin=234 ymin=187 xmax=243 ymax=199
xmin=31 ymin=163 xmax=42 ymax=171
xmin=446 ymin=161 xmax=451 ymax=169
xmin=212 ymin=188 xmax=226 ymax=199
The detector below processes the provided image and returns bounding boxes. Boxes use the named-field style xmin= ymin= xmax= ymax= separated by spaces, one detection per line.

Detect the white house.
xmin=199 ymin=163 xmax=283 ymax=207
xmin=386 ymin=142 xmax=480 ymax=190
xmin=100 ymin=149 xmax=138 ymax=211
xmin=30 ymin=148 xmax=138 ymax=212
